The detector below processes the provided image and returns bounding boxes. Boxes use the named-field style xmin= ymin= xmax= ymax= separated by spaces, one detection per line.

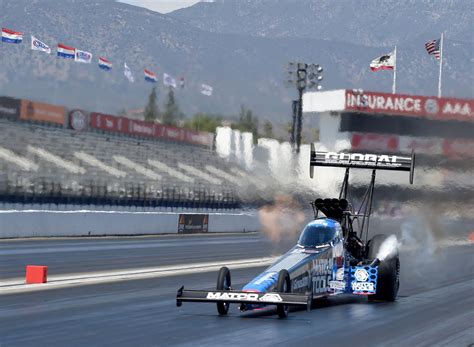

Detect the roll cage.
xmin=309 ymin=146 xmax=415 ymax=259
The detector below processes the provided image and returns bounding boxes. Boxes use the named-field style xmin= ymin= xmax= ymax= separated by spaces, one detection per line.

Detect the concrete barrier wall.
xmin=0 ymin=210 xmax=260 ymax=238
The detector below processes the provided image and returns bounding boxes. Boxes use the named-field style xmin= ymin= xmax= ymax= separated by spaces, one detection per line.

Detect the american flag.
xmin=425 ymin=38 xmax=441 ymax=60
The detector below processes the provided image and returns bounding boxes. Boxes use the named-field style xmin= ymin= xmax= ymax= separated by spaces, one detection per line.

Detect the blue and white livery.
xmin=177 ymin=149 xmax=415 ymax=317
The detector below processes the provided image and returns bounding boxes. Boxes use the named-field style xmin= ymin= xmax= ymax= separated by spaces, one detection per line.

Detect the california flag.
xmin=370 ymin=50 xmax=395 ymax=71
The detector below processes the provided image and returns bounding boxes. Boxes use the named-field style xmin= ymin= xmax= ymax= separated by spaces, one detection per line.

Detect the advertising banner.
xmin=178 ymin=214 xmax=209 ymax=233
xmin=185 ymin=129 xmax=214 ymax=147
xmin=0 ymin=96 xmax=21 ymax=119
xmin=20 ymin=99 xmax=65 ymax=125
xmin=127 ymin=119 xmax=155 ymax=137
xmin=90 ymin=112 xmax=127 ymax=132
xmin=69 ymin=109 xmax=88 ymax=131
xmin=87 ymin=112 xmax=214 ymax=146
xmin=351 ymin=133 xmax=399 ymax=152
xmin=345 ymin=90 xmax=473 ymax=122
xmin=442 ymin=139 xmax=474 ymax=158
xmin=163 ymin=125 xmax=185 ymax=142
xmin=399 ymin=137 xmax=443 ymax=156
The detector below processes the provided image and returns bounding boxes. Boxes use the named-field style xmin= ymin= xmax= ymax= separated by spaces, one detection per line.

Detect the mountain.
xmin=0 ymin=0 xmax=472 ymax=124
xmin=172 ymin=0 xmax=472 ymax=47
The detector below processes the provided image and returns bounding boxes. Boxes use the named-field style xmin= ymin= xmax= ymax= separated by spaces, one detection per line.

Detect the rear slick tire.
xmin=276 ymin=269 xmax=291 ymax=318
xmin=216 ymin=266 xmax=231 ymax=315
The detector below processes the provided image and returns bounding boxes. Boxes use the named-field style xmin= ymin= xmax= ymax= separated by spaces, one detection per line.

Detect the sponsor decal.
xmin=351 ymin=266 xmax=378 ymax=294
xmin=329 ymin=280 xmax=346 ymax=290
xmin=206 ymin=292 xmax=283 ymax=303
xmin=178 ymin=214 xmax=209 ymax=233
xmin=206 ymin=292 xmax=259 ymax=301
xmin=325 ymin=152 xmax=399 ymax=164
xmin=311 ymin=258 xmax=333 ymax=276
xmin=354 ymin=268 xmax=369 ymax=282
xmin=311 ymin=275 xmax=329 ymax=294
xmin=69 ymin=109 xmax=87 ymax=131
xmin=351 ymin=282 xmax=375 ymax=292
xmin=292 ymin=276 xmax=309 ymax=291
xmin=345 ymin=90 xmax=473 ymax=122
xmin=424 ymin=98 xmax=439 ymax=114
xmin=259 ymin=293 xmax=283 ymax=303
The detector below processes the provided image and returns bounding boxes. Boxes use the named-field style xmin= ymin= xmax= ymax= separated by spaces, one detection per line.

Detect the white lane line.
xmin=0 ymin=256 xmax=277 ymax=295
xmin=0 ymin=237 xmax=261 ymax=255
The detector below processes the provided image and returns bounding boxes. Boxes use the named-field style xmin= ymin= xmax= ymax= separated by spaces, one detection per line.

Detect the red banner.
xmin=185 ymin=129 xmax=214 ymax=147
xmin=162 ymin=125 xmax=185 ymax=142
xmin=399 ymin=137 xmax=443 ymax=156
xmin=351 ymin=132 xmax=474 ymax=158
xmin=351 ymin=133 xmax=399 ymax=152
xmin=90 ymin=112 xmax=128 ymax=132
xmin=442 ymin=139 xmax=474 ymax=158
xmin=127 ymin=119 xmax=155 ymax=137
xmin=89 ymin=112 xmax=213 ymax=146
xmin=345 ymin=90 xmax=473 ymax=122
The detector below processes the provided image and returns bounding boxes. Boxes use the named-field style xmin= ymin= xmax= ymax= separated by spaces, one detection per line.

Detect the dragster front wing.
xmin=176 ymin=287 xmax=312 ymax=310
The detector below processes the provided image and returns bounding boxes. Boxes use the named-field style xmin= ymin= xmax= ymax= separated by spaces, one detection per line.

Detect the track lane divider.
xmin=0 ymin=256 xmax=277 ymax=295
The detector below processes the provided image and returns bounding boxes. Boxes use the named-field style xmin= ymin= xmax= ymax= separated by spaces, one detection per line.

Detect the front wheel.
xmin=276 ymin=269 xmax=291 ymax=318
xmin=216 ymin=266 xmax=231 ymax=315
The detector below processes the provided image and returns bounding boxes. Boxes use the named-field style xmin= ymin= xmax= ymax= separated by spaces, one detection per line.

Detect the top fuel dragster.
xmin=176 ymin=146 xmax=415 ymax=317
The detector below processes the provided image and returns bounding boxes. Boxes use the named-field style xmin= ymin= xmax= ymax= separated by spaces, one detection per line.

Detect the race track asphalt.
xmin=0 ymin=233 xmax=473 ymax=347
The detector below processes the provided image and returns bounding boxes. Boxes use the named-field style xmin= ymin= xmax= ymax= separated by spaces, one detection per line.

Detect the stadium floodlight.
xmin=284 ymin=61 xmax=324 ymax=153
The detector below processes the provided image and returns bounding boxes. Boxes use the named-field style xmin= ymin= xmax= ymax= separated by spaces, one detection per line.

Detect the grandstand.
xmin=0 ymin=117 xmax=245 ymax=210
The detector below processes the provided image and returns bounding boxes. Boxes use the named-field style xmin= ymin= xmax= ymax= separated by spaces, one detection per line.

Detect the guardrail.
xmin=0 ymin=209 xmax=260 ymax=238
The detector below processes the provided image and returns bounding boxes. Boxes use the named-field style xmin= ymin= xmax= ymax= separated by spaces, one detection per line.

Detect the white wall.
xmin=0 ymin=210 xmax=260 ymax=238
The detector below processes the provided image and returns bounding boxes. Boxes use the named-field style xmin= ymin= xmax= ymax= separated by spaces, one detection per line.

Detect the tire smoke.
xmin=375 ymin=234 xmax=400 ymax=261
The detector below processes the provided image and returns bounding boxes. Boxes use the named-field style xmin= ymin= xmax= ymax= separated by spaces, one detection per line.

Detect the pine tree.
xmin=162 ymin=87 xmax=181 ymax=126
xmin=144 ymin=87 xmax=160 ymax=122
xmin=263 ymin=120 xmax=273 ymax=138
xmin=235 ymin=105 xmax=259 ymax=143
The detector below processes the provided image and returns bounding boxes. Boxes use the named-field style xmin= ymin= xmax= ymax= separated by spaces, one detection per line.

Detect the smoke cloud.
xmin=376 ymin=234 xmax=400 ymax=261
xmin=258 ymin=194 xmax=307 ymax=244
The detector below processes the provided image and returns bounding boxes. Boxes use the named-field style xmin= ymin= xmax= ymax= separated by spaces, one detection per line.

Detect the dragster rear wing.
xmin=310 ymin=144 xmax=415 ymax=184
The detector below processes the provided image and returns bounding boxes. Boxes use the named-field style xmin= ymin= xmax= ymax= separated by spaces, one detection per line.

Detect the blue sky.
xmin=118 ymin=0 xmax=209 ymax=13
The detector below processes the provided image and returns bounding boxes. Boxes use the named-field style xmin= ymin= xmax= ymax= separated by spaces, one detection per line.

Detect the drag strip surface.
xmin=0 ymin=234 xmax=472 ymax=346
xmin=0 ymin=233 xmax=282 ymax=280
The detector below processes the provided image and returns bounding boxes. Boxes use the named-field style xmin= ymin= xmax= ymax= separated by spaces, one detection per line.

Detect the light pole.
xmin=285 ymin=63 xmax=323 ymax=153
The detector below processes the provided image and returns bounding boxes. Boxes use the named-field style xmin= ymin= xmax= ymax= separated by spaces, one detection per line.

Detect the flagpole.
xmin=392 ymin=46 xmax=397 ymax=94
xmin=438 ymin=32 xmax=444 ymax=98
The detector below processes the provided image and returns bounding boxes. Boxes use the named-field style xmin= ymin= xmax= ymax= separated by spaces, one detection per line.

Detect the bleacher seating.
xmin=0 ymin=118 xmax=247 ymax=209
